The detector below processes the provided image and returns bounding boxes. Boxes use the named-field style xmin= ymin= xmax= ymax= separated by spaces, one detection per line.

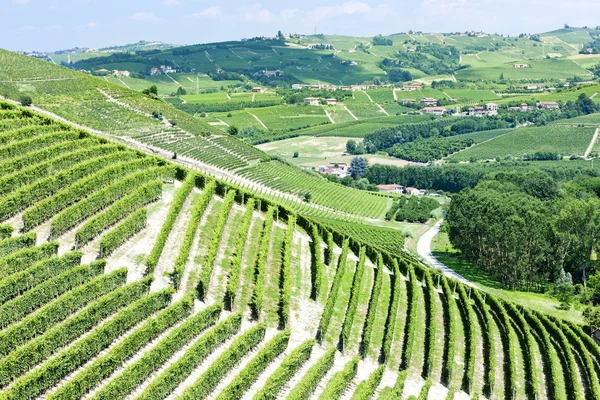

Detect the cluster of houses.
xmin=94 ymin=68 xmax=131 ymax=77
xmin=150 ymin=65 xmax=177 ymax=75
xmin=466 ymin=103 xmax=499 ymax=116
xmin=376 ymin=184 xmax=427 ymax=196
xmin=507 ymin=101 xmax=560 ymax=111
xmin=318 ymin=163 xmax=349 ymax=178
xmin=255 ymin=69 xmax=285 ymax=77
xmin=291 ymin=83 xmax=392 ymax=91
xmin=304 ymin=97 xmax=338 ymax=105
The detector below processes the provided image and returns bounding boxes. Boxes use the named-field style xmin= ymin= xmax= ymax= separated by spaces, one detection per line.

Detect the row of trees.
xmin=446 ymin=171 xmax=600 ymax=291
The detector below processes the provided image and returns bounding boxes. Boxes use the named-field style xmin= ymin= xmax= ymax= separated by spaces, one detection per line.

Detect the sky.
xmin=2 ymin=0 xmax=600 ymax=51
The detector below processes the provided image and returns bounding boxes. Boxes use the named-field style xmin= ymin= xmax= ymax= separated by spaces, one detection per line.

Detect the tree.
xmin=176 ymin=86 xmax=187 ymax=96
xmin=227 ymin=125 xmax=239 ymax=135
xmin=303 ymin=192 xmax=312 ymax=202
xmin=19 ymin=95 xmax=32 ymax=107
xmin=349 ymin=156 xmax=369 ymax=179
xmin=583 ymin=306 xmax=600 ymax=330
xmin=388 ymin=68 xmax=413 ymax=83
xmin=142 ymin=85 xmax=158 ymax=96
xmin=346 ymin=140 xmax=357 ymax=154
xmin=293 ymin=151 xmax=299 ymax=158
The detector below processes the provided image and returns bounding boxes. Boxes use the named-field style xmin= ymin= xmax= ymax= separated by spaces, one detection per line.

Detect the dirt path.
xmin=165 ymin=74 xmax=181 ymax=86
xmin=361 ymin=90 xmax=374 ymax=102
xmin=376 ymin=103 xmax=389 ymax=116
xmin=344 ymin=106 xmax=359 ymax=121
xmin=324 ymin=109 xmax=335 ymax=124
xmin=393 ymin=89 xmax=398 ymax=101
xmin=118 ymin=78 xmax=131 ymax=89
xmin=591 ymin=92 xmax=598 ymax=99
xmin=248 ymin=111 xmax=268 ymax=130
xmin=584 ymin=128 xmax=600 ymax=158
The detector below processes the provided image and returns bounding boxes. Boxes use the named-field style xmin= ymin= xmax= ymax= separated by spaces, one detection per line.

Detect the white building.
xmin=304 ymin=97 xmax=320 ymax=106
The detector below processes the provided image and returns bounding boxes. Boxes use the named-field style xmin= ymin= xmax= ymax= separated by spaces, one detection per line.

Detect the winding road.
xmin=417 ymin=219 xmax=474 ymax=286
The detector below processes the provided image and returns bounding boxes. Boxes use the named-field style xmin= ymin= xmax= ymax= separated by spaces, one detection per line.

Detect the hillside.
xmin=0 ymin=98 xmax=598 ymax=400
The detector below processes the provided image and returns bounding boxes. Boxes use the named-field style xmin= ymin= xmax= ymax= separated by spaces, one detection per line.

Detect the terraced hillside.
xmin=0 ymin=49 xmax=395 ymax=220
xmin=0 ymin=101 xmax=599 ymax=400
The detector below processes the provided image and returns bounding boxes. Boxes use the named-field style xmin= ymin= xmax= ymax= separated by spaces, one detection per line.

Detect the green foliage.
xmin=317 ymin=239 xmax=349 ymax=342
xmin=0 ymin=276 xmax=152 ymax=387
xmin=287 ymin=347 xmax=336 ymax=400
xmin=216 ymin=330 xmax=290 ymax=400
xmin=381 ymin=260 xmax=401 ymax=363
xmin=0 ymin=268 xmax=126 ymax=356
xmin=0 ymin=260 xmax=104 ymax=328
xmin=349 ymin=156 xmax=368 ymax=179
xmin=456 ymin=284 xmax=476 ymax=394
xmin=360 ymin=253 xmax=385 ymax=358
xmin=388 ymin=137 xmax=474 ymax=162
xmin=5 ymin=290 xmax=173 ymax=399
xmin=47 ymin=296 xmax=193 ymax=400
xmin=472 ymin=290 xmax=495 ymax=396
xmin=340 ymin=247 xmax=366 ymax=351
xmin=198 ymin=188 xmax=236 ymax=299
xmin=391 ymin=196 xmax=439 ymax=223
xmin=400 ymin=265 xmax=418 ymax=370
xmin=74 ymin=180 xmax=162 ymax=247
xmin=91 ymin=304 xmax=221 ymax=400
xmin=100 ymin=208 xmax=146 ymax=256
xmin=279 ymin=215 xmax=295 ymax=328
xmin=224 ymin=198 xmax=255 ymax=309
xmin=0 ymin=232 xmax=36 ymax=257
xmin=137 ymin=312 xmax=241 ymax=400
xmin=172 ymin=179 xmax=215 ymax=290
xmin=416 ymin=378 xmax=433 ymax=400
xmin=308 ymin=223 xmax=324 ymax=300
xmin=318 ymin=356 xmax=359 ymax=399
xmin=486 ymin=296 xmax=516 ymax=400
xmin=0 ymin=224 xmax=13 ymax=240
xmin=0 ymin=251 xmax=81 ymax=304
xmin=422 ymin=271 xmax=437 ymax=378
xmin=0 ymin=241 xmax=58 ymax=279
xmin=24 ymin=159 xmax=165 ymax=231
xmin=440 ymin=276 xmax=456 ymax=387
xmin=351 ymin=365 xmax=385 ymax=400
xmin=179 ymin=323 xmax=267 ymax=400
xmin=253 ymin=339 xmax=315 ymax=400
xmin=250 ymin=206 xmax=274 ymax=319
xmin=19 ymin=95 xmax=32 ymax=106
xmin=145 ymin=172 xmax=195 ymax=274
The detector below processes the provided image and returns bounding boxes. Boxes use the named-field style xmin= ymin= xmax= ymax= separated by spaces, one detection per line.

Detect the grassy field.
xmin=448 ymin=125 xmax=596 ymax=160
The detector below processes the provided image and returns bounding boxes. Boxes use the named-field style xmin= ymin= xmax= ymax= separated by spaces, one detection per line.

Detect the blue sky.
xmin=3 ymin=0 xmax=600 ymax=51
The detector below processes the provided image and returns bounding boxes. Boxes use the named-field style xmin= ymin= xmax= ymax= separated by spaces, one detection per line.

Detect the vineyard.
xmin=0 ymin=100 xmax=597 ymax=400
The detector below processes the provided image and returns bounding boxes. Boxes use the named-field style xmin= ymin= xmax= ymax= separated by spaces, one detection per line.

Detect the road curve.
xmin=417 ymin=220 xmax=474 ymax=286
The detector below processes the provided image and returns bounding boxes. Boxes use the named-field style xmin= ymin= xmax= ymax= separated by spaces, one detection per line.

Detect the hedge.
xmin=318 ymin=356 xmax=359 ymax=399
xmin=422 ymin=270 xmax=436 ymax=378
xmin=0 ymin=260 xmax=104 ymax=327
xmin=456 ymin=283 xmax=476 ymax=394
xmin=172 ymin=179 xmax=215 ymax=290
xmin=0 ymin=241 xmax=58 ymax=279
xmin=74 ymin=180 xmax=162 ymax=247
xmin=381 ymin=259 xmax=401 ymax=364
xmin=0 ymin=268 xmax=126 ymax=356
xmin=47 ymin=295 xmax=193 ymax=400
xmin=216 ymin=330 xmax=290 ymax=400
xmin=486 ymin=296 xmax=516 ymax=400
xmin=324 ymin=231 xmax=335 ymax=265
xmin=91 ymin=304 xmax=222 ymax=400
xmin=250 ymin=206 xmax=274 ymax=319
xmin=0 ymin=251 xmax=82 ymax=304
xmin=308 ymin=223 xmax=325 ymax=300
xmin=224 ymin=198 xmax=256 ymax=310
xmin=253 ymin=339 xmax=315 ymax=400
xmin=31 ymin=160 xmax=164 ymax=233
xmin=287 ymin=347 xmax=337 ymax=400
xmin=351 ymin=365 xmax=384 ymax=400
xmin=145 ymin=172 xmax=196 ymax=275
xmin=416 ymin=378 xmax=433 ymax=400
xmin=0 ymin=232 xmax=36 ymax=258
xmin=0 ymin=276 xmax=152 ymax=388
xmin=360 ymin=253 xmax=385 ymax=358
xmin=99 ymin=208 xmax=147 ymax=257
xmin=339 ymin=247 xmax=366 ymax=351
xmin=3 ymin=289 xmax=174 ymax=399
xmin=376 ymin=370 xmax=408 ymax=400
xmin=198 ymin=188 xmax=236 ymax=300
xmin=0 ymin=224 xmax=13 ymax=240
xmin=439 ymin=276 xmax=457 ymax=387
xmin=0 ymin=152 xmax=139 ymax=222
xmin=179 ymin=323 xmax=267 ymax=400
xmin=278 ymin=215 xmax=295 ymax=328
xmin=316 ymin=239 xmax=349 ymax=342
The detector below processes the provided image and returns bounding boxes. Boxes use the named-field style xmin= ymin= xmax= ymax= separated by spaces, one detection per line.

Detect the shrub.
xmin=287 ymin=347 xmax=336 ymax=400
xmin=401 ymin=265 xmax=418 ymax=369
xmin=308 ymin=223 xmax=324 ymax=300
xmin=351 ymin=365 xmax=384 ymax=400
xmin=319 ymin=356 xmax=360 ymax=399
xmin=381 ymin=259 xmax=401 ymax=363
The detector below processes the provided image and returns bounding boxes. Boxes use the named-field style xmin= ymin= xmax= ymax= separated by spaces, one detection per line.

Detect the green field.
xmin=448 ymin=125 xmax=596 ymax=160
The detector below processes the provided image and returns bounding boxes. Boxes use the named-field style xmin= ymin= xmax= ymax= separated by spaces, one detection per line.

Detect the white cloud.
xmin=13 ymin=0 xmax=31 ymax=4
xmin=191 ymin=6 xmax=222 ymax=19
xmin=161 ymin=0 xmax=180 ymax=6
xmin=307 ymin=1 xmax=371 ymax=22
xmin=16 ymin=25 xmax=36 ymax=32
xmin=128 ymin=11 xmax=161 ymax=23
xmin=281 ymin=8 xmax=300 ymax=20
xmin=236 ymin=4 xmax=274 ymax=23
xmin=83 ymin=22 xmax=99 ymax=28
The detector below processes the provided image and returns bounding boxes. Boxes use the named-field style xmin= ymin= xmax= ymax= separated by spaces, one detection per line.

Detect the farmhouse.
xmin=486 ymin=103 xmax=499 ymax=111
xmin=304 ymin=97 xmax=320 ymax=106
xmin=291 ymin=84 xmax=306 ymax=90
xmin=537 ymin=101 xmax=560 ymax=109
xmin=422 ymin=107 xmax=447 ymax=116
xmin=160 ymin=65 xmax=176 ymax=74
xmin=468 ymin=106 xmax=486 ymax=116
xmin=377 ymin=184 xmax=404 ymax=193
xmin=113 ymin=70 xmax=130 ymax=77
xmin=318 ymin=163 xmax=348 ymax=178
xmin=310 ymin=84 xmax=324 ymax=90
xmin=251 ymin=87 xmax=265 ymax=93
xmin=420 ymin=98 xmax=438 ymax=106
xmin=260 ymin=69 xmax=284 ymax=77
xmin=339 ymin=86 xmax=352 ymax=91
xmin=513 ymin=63 xmax=530 ymax=68
xmin=524 ymin=84 xmax=544 ymax=90
xmin=406 ymin=187 xmax=426 ymax=196
xmin=326 ymin=98 xmax=338 ymax=105
xmin=401 ymin=83 xmax=423 ymax=91
xmin=150 ymin=67 xmax=160 ymax=75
